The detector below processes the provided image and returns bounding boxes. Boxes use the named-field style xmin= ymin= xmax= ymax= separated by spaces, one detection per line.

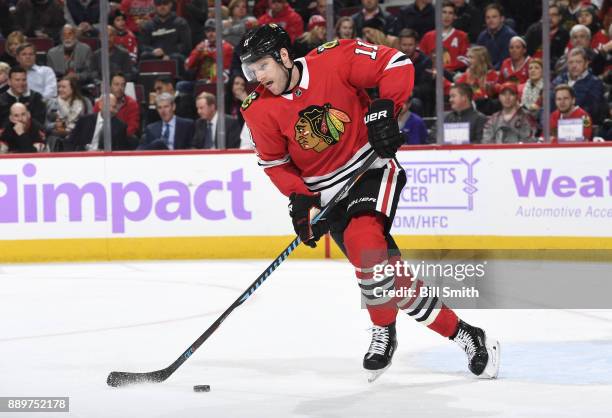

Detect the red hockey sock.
xmin=344 ymin=213 xmax=398 ymax=326
xmin=427 ymin=306 xmax=459 ymax=337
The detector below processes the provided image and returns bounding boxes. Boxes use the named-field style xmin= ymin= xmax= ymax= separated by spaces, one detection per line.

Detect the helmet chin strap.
xmin=281 ymin=61 xmax=297 ymax=95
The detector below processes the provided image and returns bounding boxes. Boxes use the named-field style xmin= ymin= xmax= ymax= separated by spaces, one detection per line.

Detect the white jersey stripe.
xmin=257 ymin=154 xmax=291 ymax=168
xmin=384 ymin=51 xmax=412 ymax=71
xmin=375 ymin=162 xmax=391 ymax=213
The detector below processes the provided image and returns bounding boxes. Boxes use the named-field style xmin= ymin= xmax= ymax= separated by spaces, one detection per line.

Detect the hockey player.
xmin=239 ymin=24 xmax=499 ymax=381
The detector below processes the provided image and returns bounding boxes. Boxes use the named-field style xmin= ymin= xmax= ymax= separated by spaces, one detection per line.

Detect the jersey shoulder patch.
xmin=241 ymin=91 xmax=260 ymax=111
xmin=316 ymin=39 xmax=340 ymax=54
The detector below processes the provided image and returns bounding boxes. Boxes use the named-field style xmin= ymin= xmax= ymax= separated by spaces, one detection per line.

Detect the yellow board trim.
xmin=1 ymin=235 xmax=612 ymax=263
xmin=0 ymin=236 xmax=324 ymax=263
xmin=328 ymin=235 xmax=612 ymax=258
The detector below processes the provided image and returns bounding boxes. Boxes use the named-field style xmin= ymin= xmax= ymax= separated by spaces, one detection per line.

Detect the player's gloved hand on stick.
xmin=364 ymin=98 xmax=403 ymax=158
xmin=289 ymin=193 xmax=329 ymax=248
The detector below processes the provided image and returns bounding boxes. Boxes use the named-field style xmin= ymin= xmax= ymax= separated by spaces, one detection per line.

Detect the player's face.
xmin=508 ymin=39 xmax=525 ymax=60
xmin=571 ymin=30 xmax=590 ymax=48
xmin=499 ymin=90 xmax=517 ymax=110
xmin=555 ymin=90 xmax=574 ymax=113
xmin=9 ymin=72 xmax=27 ymax=95
xmin=294 ymin=117 xmax=321 ymax=150
xmin=398 ymin=37 xmax=416 ymax=56
xmin=528 ymin=62 xmax=542 ymax=81
xmin=485 ymin=9 xmax=503 ymax=32
xmin=568 ymin=54 xmax=588 ymax=78
xmin=442 ymin=7 xmax=455 ymax=27
xmin=247 ymin=57 xmax=288 ymax=96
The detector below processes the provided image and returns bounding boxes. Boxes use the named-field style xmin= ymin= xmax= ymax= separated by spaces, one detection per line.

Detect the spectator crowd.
xmin=1 ymin=0 xmax=612 ymax=153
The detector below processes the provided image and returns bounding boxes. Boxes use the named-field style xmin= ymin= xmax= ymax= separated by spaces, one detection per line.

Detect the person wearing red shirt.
xmin=550 ymin=84 xmax=593 ymax=142
xmin=240 ymin=24 xmax=499 ymax=382
xmin=94 ymin=73 xmax=140 ymax=139
xmin=257 ymin=0 xmax=304 ymax=43
xmin=419 ymin=1 xmax=469 ymax=74
xmin=455 ymin=45 xmax=498 ymax=114
xmin=120 ymin=0 xmax=155 ymax=34
xmin=498 ymin=36 xmax=531 ymax=85
xmin=185 ymin=19 xmax=234 ymax=83
xmin=110 ymin=9 xmax=139 ymax=63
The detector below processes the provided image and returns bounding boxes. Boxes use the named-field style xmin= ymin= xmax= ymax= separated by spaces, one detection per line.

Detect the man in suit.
xmin=65 ymin=94 xmax=130 ymax=151
xmin=147 ymin=75 xmax=197 ymax=124
xmin=192 ymin=92 xmax=241 ymax=149
xmin=140 ymin=92 xmax=194 ymax=150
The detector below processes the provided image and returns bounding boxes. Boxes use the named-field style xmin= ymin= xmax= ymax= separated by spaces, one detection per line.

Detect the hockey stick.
xmin=106 ymin=151 xmax=380 ymax=387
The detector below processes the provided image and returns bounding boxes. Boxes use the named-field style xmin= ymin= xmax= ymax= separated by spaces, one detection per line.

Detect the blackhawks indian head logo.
xmin=294 ymin=103 xmax=351 ymax=152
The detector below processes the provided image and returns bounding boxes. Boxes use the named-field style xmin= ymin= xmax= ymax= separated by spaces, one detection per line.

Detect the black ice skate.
xmin=363 ymin=322 xmax=397 ymax=383
xmin=450 ymin=320 xmax=500 ymax=379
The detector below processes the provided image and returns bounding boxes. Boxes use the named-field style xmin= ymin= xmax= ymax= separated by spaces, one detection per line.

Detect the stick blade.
xmin=107 ymin=370 xmax=168 ymax=387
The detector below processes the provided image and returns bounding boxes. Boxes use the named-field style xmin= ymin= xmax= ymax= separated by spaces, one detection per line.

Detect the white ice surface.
xmin=1 ymin=259 xmax=611 ymax=418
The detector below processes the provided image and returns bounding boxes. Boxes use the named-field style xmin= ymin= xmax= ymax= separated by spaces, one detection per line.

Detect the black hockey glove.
xmin=364 ymin=99 xmax=403 ymax=159
xmin=288 ymin=193 xmax=329 ymax=248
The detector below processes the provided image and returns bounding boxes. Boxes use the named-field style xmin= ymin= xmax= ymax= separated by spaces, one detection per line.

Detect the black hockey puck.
xmin=193 ymin=385 xmax=210 ymax=392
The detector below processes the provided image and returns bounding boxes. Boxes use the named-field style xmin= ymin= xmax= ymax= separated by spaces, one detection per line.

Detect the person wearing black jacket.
xmin=192 ymin=91 xmax=241 ymax=149
xmin=12 ymin=0 xmax=66 ymax=44
xmin=65 ymin=94 xmax=130 ymax=151
xmin=525 ymin=4 xmax=570 ymax=71
xmin=398 ymin=29 xmax=435 ymax=116
xmin=0 ymin=66 xmax=46 ymax=128
xmin=452 ymin=0 xmax=484 ymax=43
xmin=397 ymin=0 xmax=435 ymax=39
xmin=140 ymin=0 xmax=192 ymax=67
xmin=351 ymin=0 xmax=398 ymax=38
xmin=0 ymin=103 xmax=46 ymax=153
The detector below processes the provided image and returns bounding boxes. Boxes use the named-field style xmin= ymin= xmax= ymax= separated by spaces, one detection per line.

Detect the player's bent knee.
xmin=344 ymin=213 xmax=388 ymax=267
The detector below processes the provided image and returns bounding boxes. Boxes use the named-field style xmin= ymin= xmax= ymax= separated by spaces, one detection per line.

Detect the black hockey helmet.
xmin=240 ymin=23 xmax=293 ymax=82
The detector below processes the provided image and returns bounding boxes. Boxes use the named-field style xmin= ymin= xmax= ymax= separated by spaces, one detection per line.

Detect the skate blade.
xmin=367 ymin=363 xmax=392 ymax=383
xmin=479 ymin=338 xmax=500 ymax=379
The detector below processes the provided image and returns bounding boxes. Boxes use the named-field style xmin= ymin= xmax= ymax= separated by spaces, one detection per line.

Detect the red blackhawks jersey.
xmin=241 ymin=39 xmax=413 ymax=204
xmin=550 ymin=106 xmax=593 ymax=142
xmin=498 ymin=56 xmax=531 ymax=85
xmin=419 ymin=28 xmax=469 ymax=72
